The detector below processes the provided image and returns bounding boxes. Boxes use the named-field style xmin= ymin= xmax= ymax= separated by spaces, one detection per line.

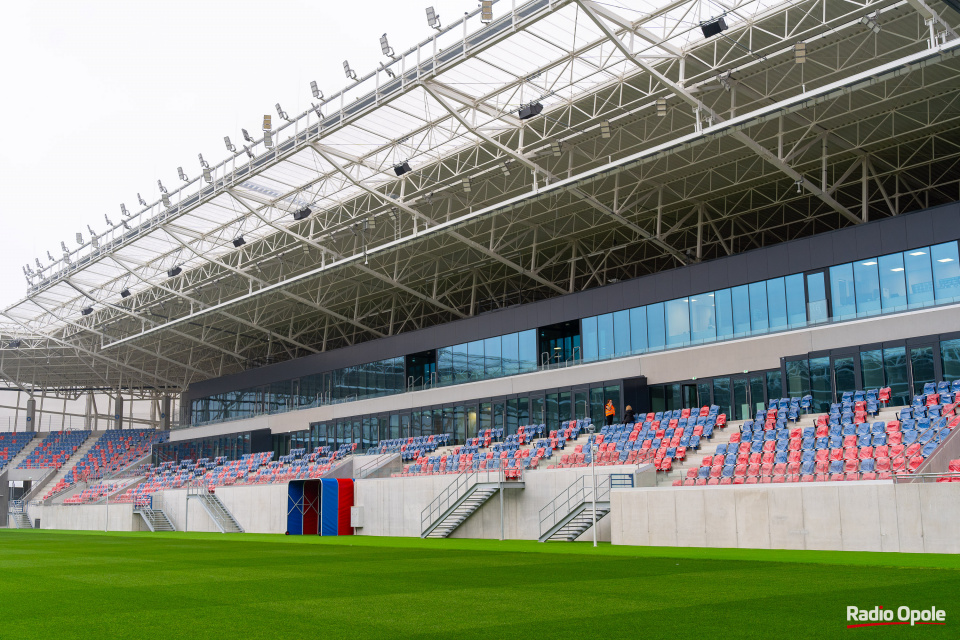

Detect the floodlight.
xmin=35 ymin=258 xmax=42 ymax=270
xmin=232 ymin=236 xmax=246 ymax=247
xmin=462 ymin=177 xmax=472 ymax=193
xmin=224 ymin=136 xmax=236 ymax=152
xmin=394 ymin=161 xmax=412 ymax=176
xmin=121 ymin=203 xmax=130 ymax=217
xmin=243 ymin=145 xmax=254 ymax=159
xmin=104 ymin=214 xmax=113 ymax=226
xmin=82 ymin=307 xmax=93 ymax=316
xmin=76 ymin=232 xmax=83 ymax=245
xmin=700 ymin=17 xmax=727 ymax=38
xmin=599 ymin=120 xmax=611 ymax=138
xmin=310 ymin=80 xmax=323 ymax=100
xmin=91 ymin=235 xmax=99 ymax=249
xmin=202 ymin=166 xmax=212 ymax=183
xmin=122 ymin=219 xmax=131 ymax=230
xmin=794 ymin=41 xmax=806 ymax=63
xmin=276 ymin=103 xmax=291 ymax=121
xmin=426 ymin=6 xmax=441 ymax=29
xmin=138 ymin=193 xmax=148 ymax=206
xmin=198 ymin=153 xmax=209 ymax=168
xmin=242 ymin=128 xmax=255 ymax=143
xmin=161 ymin=192 xmax=171 ymax=208
xmin=481 ymin=0 xmax=493 ymax=23
xmin=380 ymin=33 xmax=395 ymax=58
xmin=263 ymin=130 xmax=274 ymax=148
xmin=292 ymin=206 xmax=312 ymax=221
xmin=656 ymin=98 xmax=667 ymax=117
xmin=157 ymin=179 xmax=168 ymax=194
xmin=343 ymin=60 xmax=357 ymax=80
xmin=500 ymin=162 xmax=511 ymax=176
xmin=47 ymin=250 xmax=55 ymax=262
xmin=120 ymin=289 xmax=131 ymax=298
xmin=860 ymin=15 xmax=881 ymax=34
xmin=262 ymin=114 xmax=272 ymax=131
xmin=518 ymin=102 xmax=543 ymax=119
xmin=551 ymin=140 xmax=562 ymax=157
xmin=167 ymin=266 xmax=182 ymax=278
xmin=178 ymin=167 xmax=189 ymax=182
xmin=311 ymin=102 xmax=323 ymax=119
xmin=61 ymin=241 xmax=68 ymax=252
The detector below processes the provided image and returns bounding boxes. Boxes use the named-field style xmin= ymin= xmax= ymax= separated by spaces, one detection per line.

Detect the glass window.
xmin=910 ymin=346 xmax=935 ymax=396
xmin=531 ymin=396 xmax=545 ymax=427
xmin=545 ymin=394 xmax=559 ymax=430
xmin=493 ymin=401 xmax=504 ymax=432
xmin=731 ymin=285 xmax=751 ymax=335
xmin=479 ymin=403 xmax=491 ymax=433
xmin=748 ymin=281 xmax=768 ymax=331
xmin=809 ymin=357 xmax=832 ymax=412
xmin=853 ymin=259 xmax=881 ymax=314
xmin=942 ymin=339 xmax=960 ymax=381
xmin=715 ymin=289 xmax=733 ymax=338
xmin=649 ymin=386 xmax=666 ymax=414
xmin=506 ymin=399 xmax=519 ymax=436
xmin=581 ymin=316 xmax=599 ymax=362
xmin=766 ymin=370 xmax=782 ymax=401
xmin=451 ymin=343 xmax=469 ymax=382
xmin=829 ymin=263 xmax=856 ymax=319
xmin=629 ymin=307 xmax=647 ymax=352
xmin=437 ymin=346 xmax=454 ymax=384
xmin=883 ymin=347 xmax=910 ymax=406
xmin=833 ymin=357 xmax=857 ymax=397
xmin=466 ymin=405 xmax=478 ymax=439
xmin=574 ymin=391 xmax=588 ymax=421
xmin=597 ymin=313 xmax=614 ymax=359
xmin=860 ymin=349 xmax=885 ymax=390
xmin=904 ymin=248 xmax=934 ymax=305
xmin=558 ymin=391 xmax=571 ymax=426
xmin=690 ymin=293 xmax=716 ymax=343
xmin=590 ymin=387 xmax=605 ymax=426
xmin=785 ymin=274 xmax=806 ymax=326
xmin=878 ymin=252 xmax=908 ymax=310
xmin=931 ymin=242 xmax=960 ymax=301
xmin=712 ymin=378 xmax=731 ymax=417
xmin=517 ymin=397 xmax=529 ymax=426
xmin=766 ymin=277 xmax=788 ymax=329
xmin=467 ymin=340 xmax=484 ymax=380
xmin=664 ymin=298 xmax=690 ymax=346
xmin=604 ymin=385 xmax=621 ymax=422
xmin=646 ymin=303 xmax=665 ymax=349
xmin=785 ymin=359 xmax=810 ymax=399
xmin=501 ymin=332 xmax=520 ymax=376
xmin=806 ymin=273 xmax=828 ymax=323
xmin=453 ymin=406 xmax=465 ymax=443
xmin=484 ymin=336 xmax=502 ymax=378
xmin=697 ymin=381 xmax=712 ymax=407
xmin=519 ymin=330 xmax=537 ymax=372
xmin=612 ymin=310 xmax=631 ymax=356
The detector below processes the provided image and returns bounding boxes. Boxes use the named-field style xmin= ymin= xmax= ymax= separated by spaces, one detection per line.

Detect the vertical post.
xmin=185 ymin=494 xmax=189 ymax=533
xmin=499 ymin=468 xmax=504 ymax=541
xmin=592 ymin=442 xmax=597 ymax=548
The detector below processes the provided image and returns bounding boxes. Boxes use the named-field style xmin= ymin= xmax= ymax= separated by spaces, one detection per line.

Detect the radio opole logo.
xmin=847 ymin=606 xmax=946 ymax=628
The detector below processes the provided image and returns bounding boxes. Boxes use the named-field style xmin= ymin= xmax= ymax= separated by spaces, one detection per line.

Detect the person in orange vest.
xmin=605 ymin=400 xmax=616 ymax=426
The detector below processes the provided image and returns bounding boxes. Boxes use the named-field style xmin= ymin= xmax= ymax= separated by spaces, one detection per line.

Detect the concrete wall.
xmin=352 ymin=466 xmax=652 ymax=541
xmin=156 ymin=484 xmax=289 ymax=534
xmin=610 ymin=481 xmax=960 ymax=554
xmin=172 ymin=301 xmax=960 ymax=441
xmin=34 ymin=503 xmax=147 ymax=532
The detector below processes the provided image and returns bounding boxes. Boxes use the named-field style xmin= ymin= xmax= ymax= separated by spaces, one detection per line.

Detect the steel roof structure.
xmin=2 ymin=0 xmax=959 ymax=395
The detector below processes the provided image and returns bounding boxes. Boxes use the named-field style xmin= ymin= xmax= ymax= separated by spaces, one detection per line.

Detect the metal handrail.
xmin=538 ymin=474 xmax=611 ymax=537
xmin=894 ymin=471 xmax=960 ymax=483
xmin=421 ymin=471 xmax=476 ymax=533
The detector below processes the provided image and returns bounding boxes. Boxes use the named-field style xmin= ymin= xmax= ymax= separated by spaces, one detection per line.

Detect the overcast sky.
xmin=0 ymin=0 xmax=471 ymax=309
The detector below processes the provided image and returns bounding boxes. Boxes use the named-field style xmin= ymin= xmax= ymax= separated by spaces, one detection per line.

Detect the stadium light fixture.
xmin=380 ymin=33 xmax=396 ymax=58
xmin=232 ymin=236 xmax=246 ymax=247
xmin=167 ymin=266 xmax=182 ymax=278
xmin=121 ymin=203 xmax=131 ymax=217
xmin=104 ymin=214 xmax=113 ymax=227
xmin=518 ymin=102 xmax=543 ymax=120
xmin=599 ymin=120 xmax=611 ymax=138
xmin=75 ymin=232 xmax=83 ymax=245
xmin=224 ymin=136 xmax=236 ymax=152
xmin=87 ymin=224 xmax=96 ymax=238
xmin=242 ymin=128 xmax=255 ymax=143
xmin=243 ymin=145 xmax=254 ymax=159
xmin=292 ymin=206 xmax=312 ymax=221
xmin=35 ymin=258 xmax=42 ymax=270
xmin=276 ymin=103 xmax=292 ymax=122
xmin=551 ymin=141 xmax=562 ymax=157
xmin=157 ymin=179 xmax=167 ymax=194
xmin=310 ymin=80 xmax=323 ymax=100
xmin=656 ymin=98 xmax=667 ymax=117
xmin=860 ymin=15 xmax=881 ymax=34
xmin=500 ymin=162 xmax=511 ymax=177
xmin=794 ymin=42 xmax=806 ymax=64
xmin=700 ymin=17 xmax=728 ymax=38
xmin=462 ymin=177 xmax=472 ymax=193
xmin=343 ymin=60 xmax=357 ymax=81
xmin=394 ymin=161 xmax=412 ymax=177
xmin=120 ymin=289 xmax=131 ymax=298
xmin=122 ymin=219 xmax=131 ymax=230
xmin=81 ymin=307 xmax=93 ymax=316
xmin=262 ymin=114 xmax=272 ymax=131
xmin=199 ymin=153 xmax=212 ymax=183
xmin=161 ymin=192 xmax=171 ymax=207
xmin=426 ymin=6 xmax=441 ymax=30
xmin=480 ymin=0 xmax=493 ymax=23
xmin=262 ymin=115 xmax=274 ymax=148
xmin=47 ymin=250 xmax=55 ymax=262
xmin=177 ymin=167 xmax=189 ymax=182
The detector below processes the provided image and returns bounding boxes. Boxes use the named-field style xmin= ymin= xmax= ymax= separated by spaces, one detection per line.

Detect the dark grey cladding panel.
xmin=931 ymin=201 xmax=960 ymax=235
xmin=878 ymin=215 xmax=908 ymax=254
xmin=669 ymin=265 xmax=691 ymax=299
xmin=808 ymin=231 xmax=834 ymax=268
xmin=905 ymin=209 xmax=936 ymax=249
xmin=787 ymin=236 xmax=812 ymax=274
xmin=687 ymin=261 xmax=712 ymax=296
xmin=854 ymin=220 xmax=882 ymax=262
xmin=705 ymin=255 xmax=732 ymax=291
xmin=636 ymin=272 xmax=657 ymax=306
xmin=725 ymin=252 xmax=750 ymax=286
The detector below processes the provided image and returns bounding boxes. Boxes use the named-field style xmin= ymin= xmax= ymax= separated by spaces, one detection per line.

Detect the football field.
xmin=2 ymin=529 xmax=959 ymax=639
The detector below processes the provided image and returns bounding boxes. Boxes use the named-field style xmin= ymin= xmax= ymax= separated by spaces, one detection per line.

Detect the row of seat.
xmin=18 ymin=431 xmax=90 ymax=470
xmin=0 ymin=432 xmax=35 ymax=471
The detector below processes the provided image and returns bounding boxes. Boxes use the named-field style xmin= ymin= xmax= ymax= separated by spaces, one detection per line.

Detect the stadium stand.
xmin=17 ymin=431 xmax=90 ymax=470
xmin=0 ymin=432 xmax=35 ymax=471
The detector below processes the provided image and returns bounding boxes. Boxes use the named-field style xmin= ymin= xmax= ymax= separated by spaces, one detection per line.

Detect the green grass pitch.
xmin=2 ymin=529 xmax=959 ymax=639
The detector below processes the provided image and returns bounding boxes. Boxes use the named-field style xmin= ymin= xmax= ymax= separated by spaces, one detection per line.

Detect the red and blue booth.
xmin=287 ymin=479 xmax=353 ymax=535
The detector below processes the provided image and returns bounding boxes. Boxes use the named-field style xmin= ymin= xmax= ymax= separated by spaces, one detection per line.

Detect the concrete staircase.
xmin=135 ymin=508 xmax=176 ymax=532
xmin=188 ymin=487 xmax=243 ymax=533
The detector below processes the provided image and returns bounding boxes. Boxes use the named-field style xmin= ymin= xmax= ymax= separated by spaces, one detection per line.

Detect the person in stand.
xmin=623 ymin=405 xmax=635 ymax=425
xmin=605 ymin=400 xmax=616 ymax=426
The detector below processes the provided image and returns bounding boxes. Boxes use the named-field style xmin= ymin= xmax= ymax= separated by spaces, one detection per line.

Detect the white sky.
xmin=0 ymin=0 xmax=471 ymax=309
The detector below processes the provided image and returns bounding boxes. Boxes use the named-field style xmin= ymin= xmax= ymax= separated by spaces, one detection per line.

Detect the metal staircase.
xmin=421 ymin=469 xmax=524 ymax=538
xmin=133 ymin=498 xmax=176 ymax=532
xmin=538 ymin=473 xmax=633 ymax=542
xmin=187 ymin=486 xmax=243 ymax=533
xmin=9 ymin=500 xmax=32 ymax=529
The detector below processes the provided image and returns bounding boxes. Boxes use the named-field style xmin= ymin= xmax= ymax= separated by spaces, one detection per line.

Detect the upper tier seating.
xmin=18 ymin=431 xmax=90 ymax=470
xmin=0 ymin=432 xmax=35 ymax=470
